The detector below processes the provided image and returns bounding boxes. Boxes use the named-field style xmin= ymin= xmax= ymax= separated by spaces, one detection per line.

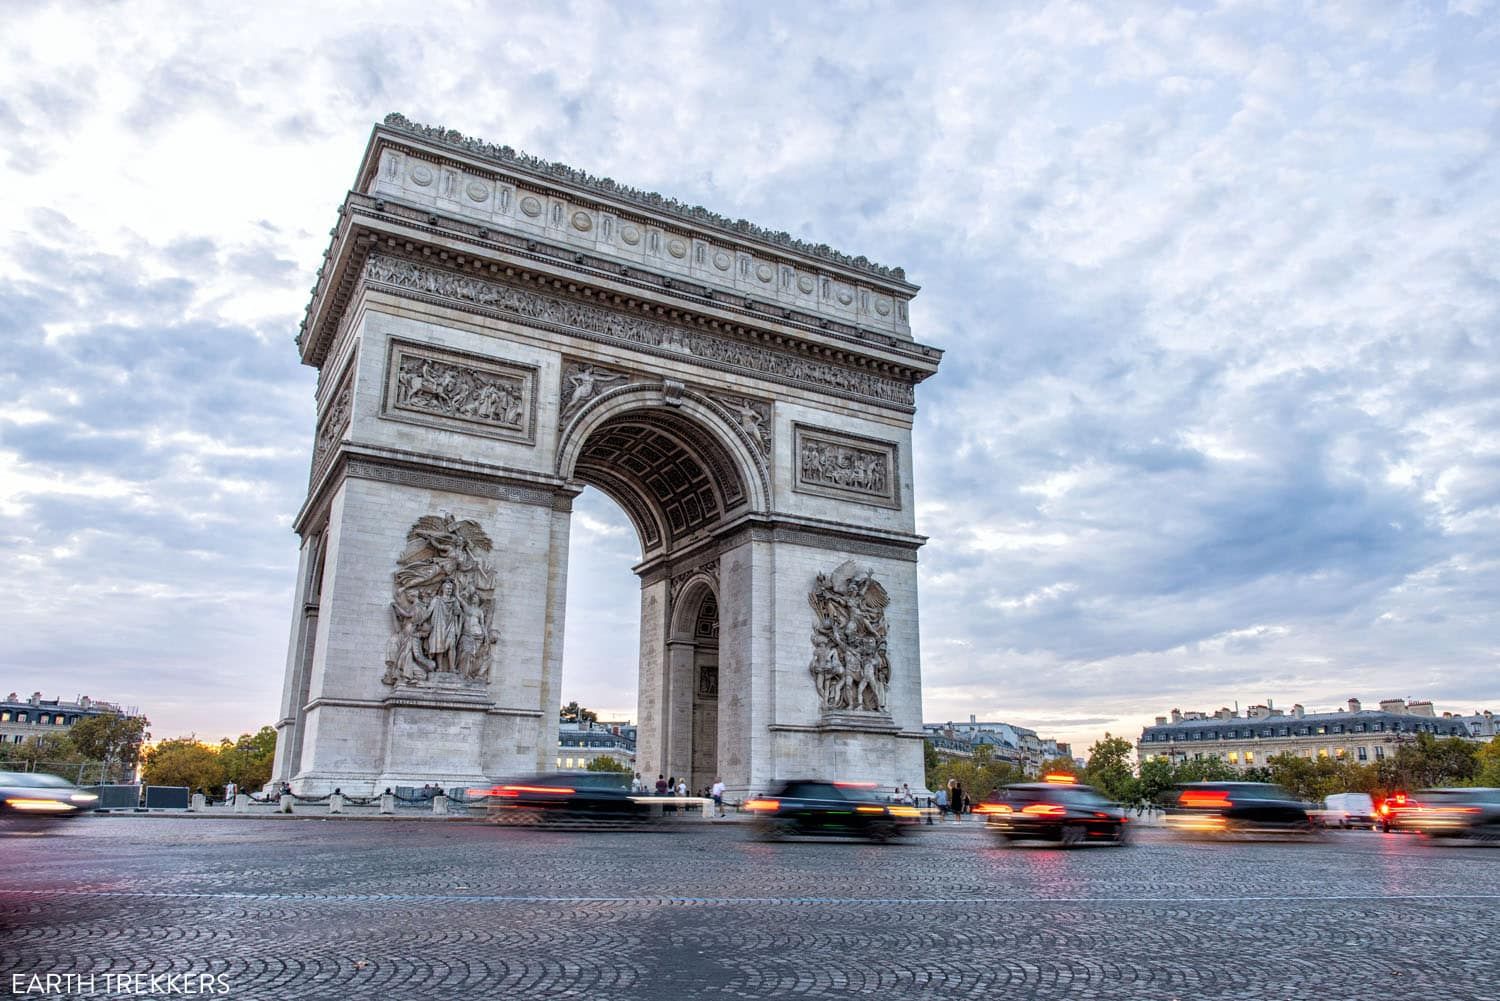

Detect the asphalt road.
xmin=2 ymin=816 xmax=1498 ymax=1000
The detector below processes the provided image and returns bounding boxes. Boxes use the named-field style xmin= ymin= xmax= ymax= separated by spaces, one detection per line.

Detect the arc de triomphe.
xmin=270 ymin=115 xmax=943 ymax=797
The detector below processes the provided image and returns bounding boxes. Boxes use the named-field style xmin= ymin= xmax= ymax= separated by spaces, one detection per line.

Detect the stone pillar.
xmin=233 ymin=793 xmax=249 ymax=814
xmin=270 ymin=533 xmax=323 ymax=787
xmin=634 ymin=578 xmax=671 ymax=783
xmin=329 ymin=792 xmax=344 ymax=814
xmin=190 ymin=793 xmax=206 ymax=812
xmin=379 ymin=792 xmax=395 ymax=815
xmin=432 ymin=793 xmax=449 ymax=816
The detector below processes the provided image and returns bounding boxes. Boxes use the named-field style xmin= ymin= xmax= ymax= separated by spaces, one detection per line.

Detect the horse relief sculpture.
xmin=808 ymin=560 xmax=891 ymax=713
xmin=382 ymin=513 xmax=500 ymax=687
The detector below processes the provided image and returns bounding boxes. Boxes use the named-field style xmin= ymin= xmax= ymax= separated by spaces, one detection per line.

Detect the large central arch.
xmin=269 ymin=116 xmax=941 ymax=798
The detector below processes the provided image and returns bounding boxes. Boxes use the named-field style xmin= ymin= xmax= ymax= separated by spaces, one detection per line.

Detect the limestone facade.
xmin=271 ymin=115 xmax=942 ymax=797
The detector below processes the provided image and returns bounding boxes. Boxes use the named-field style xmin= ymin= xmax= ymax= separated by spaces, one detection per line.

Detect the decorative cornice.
xmin=362 ymin=254 xmax=916 ymax=408
xmin=382 ymin=113 xmax=909 ymax=283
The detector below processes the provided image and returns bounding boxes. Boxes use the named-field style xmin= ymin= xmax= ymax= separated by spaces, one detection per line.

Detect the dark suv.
xmin=1164 ymin=782 xmax=1316 ymax=837
xmin=1389 ymin=788 xmax=1500 ymax=840
xmin=976 ymin=779 xmax=1130 ymax=846
xmin=745 ymin=780 xmax=921 ymax=842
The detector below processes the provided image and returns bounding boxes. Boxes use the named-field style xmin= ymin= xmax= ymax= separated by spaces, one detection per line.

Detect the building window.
xmin=1244 ymin=751 xmax=1254 ymax=765
xmin=1279 ymin=727 xmax=1290 ymax=737
xmin=1227 ymin=752 xmax=1239 ymax=764
xmin=1357 ymin=747 xmax=1368 ymax=761
xmin=1334 ymin=747 xmax=1347 ymax=760
xmin=1332 ymin=725 xmax=1343 ymax=734
xmin=555 ymin=757 xmax=562 ymax=768
xmin=16 ymin=713 xmax=26 ymax=724
xmin=1375 ymin=746 xmax=1385 ymax=760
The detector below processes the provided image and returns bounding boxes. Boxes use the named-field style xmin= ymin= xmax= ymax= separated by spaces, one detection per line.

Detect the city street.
xmin=2 ymin=817 xmax=1498 ymax=1000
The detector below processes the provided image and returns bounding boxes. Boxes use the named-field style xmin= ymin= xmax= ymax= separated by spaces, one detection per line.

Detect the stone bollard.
xmin=233 ymin=793 xmax=249 ymax=814
xmin=432 ymin=793 xmax=449 ymax=816
xmin=379 ymin=792 xmax=395 ymax=815
xmin=279 ymin=793 xmax=293 ymax=814
xmin=701 ymin=798 xmax=713 ymax=819
xmin=329 ymin=792 xmax=344 ymax=815
xmin=190 ymin=793 xmax=206 ymax=812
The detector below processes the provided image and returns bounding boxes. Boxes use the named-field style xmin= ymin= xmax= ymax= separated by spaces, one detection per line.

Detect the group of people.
xmin=632 ymin=772 xmax=727 ymax=817
xmin=935 ymin=778 xmax=972 ymax=819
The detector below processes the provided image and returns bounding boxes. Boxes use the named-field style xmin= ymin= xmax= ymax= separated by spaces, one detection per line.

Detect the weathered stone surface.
xmin=273 ymin=120 xmax=941 ymax=797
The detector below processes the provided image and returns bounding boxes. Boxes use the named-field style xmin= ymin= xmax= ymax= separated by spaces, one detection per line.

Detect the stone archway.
xmin=269 ymin=116 xmax=941 ymax=798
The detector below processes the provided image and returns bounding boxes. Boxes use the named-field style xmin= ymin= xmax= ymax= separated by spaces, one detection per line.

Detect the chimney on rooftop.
xmin=970 ymin=714 xmax=977 ymax=724
xmin=1379 ymin=699 xmax=1405 ymax=714
xmin=1170 ymin=709 xmax=1182 ymax=724
xmin=1348 ymin=698 xmax=1361 ymax=713
xmin=1155 ymin=716 xmax=1167 ymax=726
xmin=1292 ymin=703 xmax=1305 ymax=719
xmin=1406 ymin=700 xmax=1435 ymax=717
xmin=30 ymin=692 xmax=41 ymax=706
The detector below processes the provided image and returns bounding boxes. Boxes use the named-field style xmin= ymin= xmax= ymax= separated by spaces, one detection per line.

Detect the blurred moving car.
xmin=744 ymin=780 xmax=921 ymax=842
xmin=1164 ymin=782 xmax=1317 ymax=837
xmin=975 ymin=775 xmax=1129 ymax=847
xmin=1384 ymin=788 xmax=1500 ymax=840
xmin=1317 ymin=792 xmax=1378 ymax=830
xmin=473 ymin=772 xmax=656 ymax=828
xmin=0 ymin=771 xmax=100 ymax=817
xmin=1378 ymin=791 xmax=1417 ymax=832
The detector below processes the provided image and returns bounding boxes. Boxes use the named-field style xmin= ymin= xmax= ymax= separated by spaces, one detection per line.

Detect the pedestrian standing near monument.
xmin=935 ymin=786 xmax=948 ymax=818
xmin=655 ymin=774 xmax=668 ymax=795
xmin=711 ymin=777 xmax=725 ymax=817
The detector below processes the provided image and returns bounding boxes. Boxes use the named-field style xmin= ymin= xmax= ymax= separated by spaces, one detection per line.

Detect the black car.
xmin=976 ymin=779 xmax=1129 ymax=846
xmin=1164 ymin=781 xmax=1317 ymax=837
xmin=475 ymin=772 xmax=657 ymax=828
xmin=745 ymin=780 xmax=921 ymax=842
xmin=1389 ymin=788 xmax=1500 ymax=840
xmin=0 ymin=770 xmax=100 ymax=817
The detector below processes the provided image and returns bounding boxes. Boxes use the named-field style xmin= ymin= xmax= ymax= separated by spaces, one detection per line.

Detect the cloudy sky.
xmin=2 ymin=1 xmax=1496 ymax=755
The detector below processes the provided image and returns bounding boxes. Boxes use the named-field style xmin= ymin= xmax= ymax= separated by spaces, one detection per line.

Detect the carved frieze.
xmin=808 ymin=560 xmax=890 ymax=714
xmin=697 ymin=663 xmax=719 ymax=700
xmin=383 ymin=513 xmax=499 ymax=688
xmin=381 ymin=339 xmax=537 ymax=443
xmin=709 ymin=393 xmax=772 ymax=457
xmin=363 ymin=255 xmax=915 ymax=407
xmin=311 ymin=360 xmax=355 ymax=481
xmin=792 ymin=424 xmax=899 ymax=509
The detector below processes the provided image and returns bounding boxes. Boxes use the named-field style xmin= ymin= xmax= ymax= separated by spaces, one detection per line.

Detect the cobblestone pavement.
xmin=3 ymin=817 xmax=1499 ymax=1000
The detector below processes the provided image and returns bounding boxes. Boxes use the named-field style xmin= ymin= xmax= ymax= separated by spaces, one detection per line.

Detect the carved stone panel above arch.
xmin=793 ymin=423 xmax=899 ymax=509
xmin=380 ymin=339 xmax=537 ymax=444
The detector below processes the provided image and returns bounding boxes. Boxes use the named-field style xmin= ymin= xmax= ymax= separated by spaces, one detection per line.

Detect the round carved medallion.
xmin=571 ymin=211 xmax=593 ymax=232
xmin=410 ymin=165 xmax=434 ymax=187
xmin=667 ymin=239 xmax=688 ymax=259
xmin=519 ymin=196 xmax=543 ymax=218
xmin=713 ymin=251 xmax=731 ymax=271
xmin=465 ymin=180 xmax=489 ymax=202
xmin=620 ymin=224 xmax=641 ymax=245
xmin=756 ymin=263 xmax=774 ymax=283
xmin=797 ymin=275 xmax=815 ymax=294
xmin=836 ymin=288 xmax=854 ymax=305
xmin=875 ymin=297 xmax=892 ymax=316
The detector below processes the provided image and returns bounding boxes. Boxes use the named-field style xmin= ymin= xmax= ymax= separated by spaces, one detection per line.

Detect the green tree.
xmin=922 ymin=740 xmax=941 ymax=788
xmin=68 ymin=713 xmax=150 ymax=778
xmin=141 ymin=738 xmax=226 ymax=793
xmin=1136 ymin=757 xmax=1176 ymax=805
xmin=217 ymin=726 xmax=278 ymax=791
xmin=0 ymin=733 xmax=88 ymax=777
xmin=1476 ymin=736 xmax=1500 ymax=787
xmin=1377 ymin=733 xmax=1479 ymax=792
xmin=560 ymin=701 xmax=597 ymax=724
xmin=1083 ymin=734 xmax=1137 ymax=803
xmin=586 ymin=755 xmax=630 ymax=774
xmin=1035 ymin=755 xmax=1079 ymax=779
xmin=1171 ymin=756 xmax=1239 ymax=783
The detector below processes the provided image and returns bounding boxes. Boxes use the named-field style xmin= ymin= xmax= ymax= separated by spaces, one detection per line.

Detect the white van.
xmin=1322 ymin=792 xmax=1376 ymax=829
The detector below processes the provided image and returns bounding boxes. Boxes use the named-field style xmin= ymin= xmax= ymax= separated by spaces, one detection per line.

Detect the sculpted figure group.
xmin=382 ymin=513 xmax=501 ymax=686
xmin=396 ymin=355 xmax=525 ymax=429
xmin=808 ymin=560 xmax=891 ymax=713
xmin=799 ymin=439 xmax=887 ymax=494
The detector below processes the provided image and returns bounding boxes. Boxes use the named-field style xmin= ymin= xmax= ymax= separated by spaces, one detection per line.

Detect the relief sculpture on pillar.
xmin=808 ymin=560 xmax=891 ymax=714
xmin=382 ymin=513 xmax=500 ymax=687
